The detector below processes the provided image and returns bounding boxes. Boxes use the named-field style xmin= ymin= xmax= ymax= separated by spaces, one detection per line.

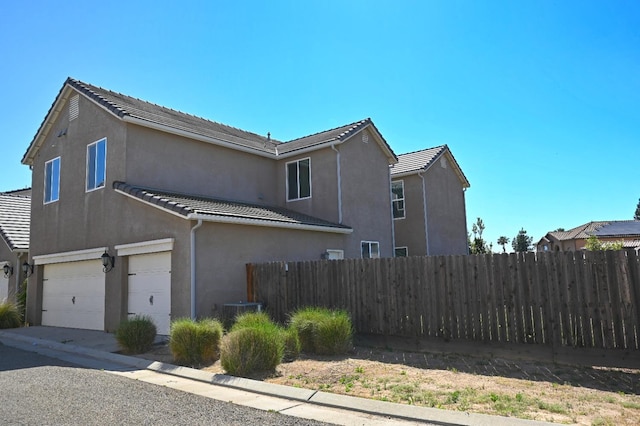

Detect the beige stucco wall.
xmin=193 ymin=222 xmax=347 ymax=317
xmin=393 ymin=152 xmax=468 ymax=256
xmin=125 ymin=125 xmax=278 ymax=205
xmin=392 ymin=174 xmax=427 ymax=256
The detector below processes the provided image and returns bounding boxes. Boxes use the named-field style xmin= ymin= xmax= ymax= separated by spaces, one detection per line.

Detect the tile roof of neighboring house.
xmin=113 ymin=182 xmax=352 ymax=234
xmin=23 ymin=78 xmax=396 ymax=164
xmin=0 ymin=193 xmax=31 ymax=252
xmin=390 ymin=145 xmax=470 ymax=188
xmin=546 ymin=220 xmax=640 ymax=241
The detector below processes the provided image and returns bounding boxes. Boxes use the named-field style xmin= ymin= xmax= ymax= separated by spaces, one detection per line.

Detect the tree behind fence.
xmin=248 ymin=250 xmax=640 ymax=350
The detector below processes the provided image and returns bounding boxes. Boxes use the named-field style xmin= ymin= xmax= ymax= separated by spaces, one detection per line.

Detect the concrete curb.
xmin=0 ymin=331 xmax=555 ymax=426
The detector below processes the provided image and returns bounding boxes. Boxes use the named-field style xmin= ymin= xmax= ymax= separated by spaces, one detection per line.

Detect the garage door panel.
xmin=42 ymin=260 xmax=105 ymax=331
xmin=128 ymin=252 xmax=171 ymax=335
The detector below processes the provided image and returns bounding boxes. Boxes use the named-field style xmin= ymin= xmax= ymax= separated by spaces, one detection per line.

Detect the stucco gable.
xmin=391 ymin=145 xmax=470 ymax=188
xmin=113 ymin=181 xmax=352 ymax=234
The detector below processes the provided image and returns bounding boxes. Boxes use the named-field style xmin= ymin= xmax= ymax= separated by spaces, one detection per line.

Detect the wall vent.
xmin=69 ymin=95 xmax=79 ymax=121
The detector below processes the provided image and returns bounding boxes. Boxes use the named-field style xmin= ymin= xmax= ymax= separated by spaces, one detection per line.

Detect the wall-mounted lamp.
xmin=22 ymin=261 xmax=34 ymax=278
xmin=101 ymin=251 xmax=115 ymax=273
xmin=3 ymin=263 xmax=13 ymax=278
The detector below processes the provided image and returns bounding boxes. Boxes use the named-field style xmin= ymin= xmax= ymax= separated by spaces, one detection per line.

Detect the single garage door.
xmin=128 ymin=251 xmax=171 ymax=335
xmin=42 ymin=260 xmax=105 ymax=330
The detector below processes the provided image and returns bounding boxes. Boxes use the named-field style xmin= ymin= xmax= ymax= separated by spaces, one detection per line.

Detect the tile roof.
xmin=391 ymin=145 xmax=470 ymax=187
xmin=548 ymin=220 xmax=640 ymax=241
xmin=0 ymin=193 xmax=31 ymax=251
xmin=113 ymin=182 xmax=351 ymax=233
xmin=24 ymin=78 xmax=395 ymax=164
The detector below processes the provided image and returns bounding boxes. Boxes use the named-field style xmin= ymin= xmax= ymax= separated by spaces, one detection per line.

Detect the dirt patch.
xmin=139 ymin=343 xmax=640 ymax=425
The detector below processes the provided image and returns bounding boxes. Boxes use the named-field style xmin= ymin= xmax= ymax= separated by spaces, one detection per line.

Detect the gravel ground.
xmin=0 ymin=344 xmax=328 ymax=426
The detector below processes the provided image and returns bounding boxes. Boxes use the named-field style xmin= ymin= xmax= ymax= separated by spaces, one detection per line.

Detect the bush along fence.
xmin=247 ymin=250 xmax=640 ymax=351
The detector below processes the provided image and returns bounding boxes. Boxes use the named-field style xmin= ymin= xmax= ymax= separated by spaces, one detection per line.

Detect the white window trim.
xmin=115 ymin=238 xmax=175 ymax=256
xmin=286 ymin=157 xmax=312 ymax=201
xmin=395 ymin=246 xmax=408 ymax=257
xmin=86 ymin=138 xmax=107 ymax=193
xmin=44 ymin=157 xmax=61 ymax=205
xmin=33 ymin=247 xmax=108 ymax=265
xmin=325 ymin=249 xmax=344 ymax=260
xmin=391 ymin=180 xmax=405 ymax=220
xmin=361 ymin=241 xmax=380 ymax=259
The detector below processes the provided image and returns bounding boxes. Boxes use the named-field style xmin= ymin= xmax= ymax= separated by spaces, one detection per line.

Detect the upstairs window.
xmin=87 ymin=138 xmax=106 ymax=191
xmin=361 ymin=241 xmax=380 ymax=259
xmin=44 ymin=157 xmax=61 ymax=204
xmin=287 ymin=158 xmax=311 ymax=201
xmin=391 ymin=180 xmax=405 ymax=219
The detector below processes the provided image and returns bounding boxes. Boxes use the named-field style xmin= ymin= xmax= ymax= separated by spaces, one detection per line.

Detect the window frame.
xmin=86 ymin=138 xmax=107 ymax=192
xmin=394 ymin=247 xmax=408 ymax=257
xmin=391 ymin=180 xmax=405 ymax=219
xmin=286 ymin=157 xmax=311 ymax=201
xmin=361 ymin=241 xmax=380 ymax=259
xmin=44 ymin=157 xmax=61 ymax=204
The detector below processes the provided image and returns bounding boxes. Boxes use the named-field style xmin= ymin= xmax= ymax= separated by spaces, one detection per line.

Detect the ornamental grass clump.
xmin=115 ymin=315 xmax=157 ymax=354
xmin=220 ymin=326 xmax=284 ymax=376
xmin=289 ymin=307 xmax=353 ymax=355
xmin=169 ymin=317 xmax=223 ymax=367
xmin=0 ymin=301 xmax=22 ymax=329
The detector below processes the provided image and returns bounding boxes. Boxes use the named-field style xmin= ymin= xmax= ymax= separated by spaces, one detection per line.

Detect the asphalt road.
xmin=0 ymin=343 xmax=329 ymax=426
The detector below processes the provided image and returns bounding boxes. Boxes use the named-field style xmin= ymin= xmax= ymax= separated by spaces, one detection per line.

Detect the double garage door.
xmin=41 ymin=251 xmax=171 ymax=334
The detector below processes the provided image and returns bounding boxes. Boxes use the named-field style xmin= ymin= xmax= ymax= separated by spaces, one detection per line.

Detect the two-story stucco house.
xmin=21 ymin=78 xmax=402 ymax=334
xmin=390 ymin=146 xmax=470 ymax=256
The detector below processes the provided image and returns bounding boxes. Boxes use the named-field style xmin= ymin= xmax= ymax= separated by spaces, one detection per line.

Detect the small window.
xmin=87 ymin=138 xmax=106 ymax=191
xmin=325 ymin=249 xmax=344 ymax=260
xmin=361 ymin=241 xmax=380 ymax=259
xmin=395 ymin=247 xmax=408 ymax=257
xmin=391 ymin=180 xmax=405 ymax=219
xmin=286 ymin=158 xmax=311 ymax=201
xmin=44 ymin=157 xmax=61 ymax=204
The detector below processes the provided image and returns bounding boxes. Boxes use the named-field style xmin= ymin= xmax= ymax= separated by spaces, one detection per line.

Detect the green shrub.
xmin=115 ymin=315 xmax=157 ymax=354
xmin=230 ymin=311 xmax=275 ymax=332
xmin=220 ymin=326 xmax=284 ymax=376
xmin=289 ymin=307 xmax=353 ymax=355
xmin=169 ymin=317 xmax=223 ymax=367
xmin=281 ymin=326 xmax=301 ymax=362
xmin=0 ymin=301 xmax=21 ymax=329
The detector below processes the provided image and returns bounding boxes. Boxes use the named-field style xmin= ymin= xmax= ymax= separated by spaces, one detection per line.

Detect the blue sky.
xmin=1 ymin=1 xmax=638 ymax=250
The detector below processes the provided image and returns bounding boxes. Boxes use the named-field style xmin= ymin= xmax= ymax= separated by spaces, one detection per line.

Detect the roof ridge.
xmin=69 ymin=78 xmax=280 ymax=144
xmin=284 ymin=118 xmax=370 ymax=144
xmin=397 ymin=144 xmax=447 ymax=157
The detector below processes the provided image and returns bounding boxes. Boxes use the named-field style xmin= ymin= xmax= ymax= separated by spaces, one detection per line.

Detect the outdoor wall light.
xmin=101 ymin=251 xmax=115 ymax=273
xmin=22 ymin=261 xmax=34 ymax=277
xmin=3 ymin=263 xmax=13 ymax=278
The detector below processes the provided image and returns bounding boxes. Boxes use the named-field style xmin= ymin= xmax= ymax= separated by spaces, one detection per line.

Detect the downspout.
xmin=190 ymin=219 xmax=203 ymax=320
xmin=463 ymin=188 xmax=469 ymax=254
xmin=331 ymin=144 xmax=343 ymax=224
xmin=389 ymin=169 xmax=396 ymax=256
xmin=418 ymin=171 xmax=430 ymax=256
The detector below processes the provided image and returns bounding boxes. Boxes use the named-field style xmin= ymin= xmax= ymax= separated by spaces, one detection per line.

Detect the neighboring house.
xmin=21 ymin=78 xmax=400 ymax=334
xmin=0 ymin=189 xmax=31 ymax=303
xmin=537 ymin=220 xmax=640 ymax=252
xmin=390 ymin=146 xmax=470 ymax=256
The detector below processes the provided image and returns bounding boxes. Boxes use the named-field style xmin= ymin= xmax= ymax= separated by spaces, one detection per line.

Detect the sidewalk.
xmin=0 ymin=326 xmax=555 ymax=426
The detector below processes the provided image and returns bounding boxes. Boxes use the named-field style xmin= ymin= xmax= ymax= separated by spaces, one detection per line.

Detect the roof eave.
xmin=422 ymin=148 xmax=470 ymax=188
xmin=186 ymin=213 xmax=353 ymax=234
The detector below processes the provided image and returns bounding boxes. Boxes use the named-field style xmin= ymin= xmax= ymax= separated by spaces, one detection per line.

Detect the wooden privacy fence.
xmin=247 ymin=250 xmax=640 ymax=350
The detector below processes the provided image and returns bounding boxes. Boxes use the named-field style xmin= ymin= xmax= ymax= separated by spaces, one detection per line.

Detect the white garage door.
xmin=128 ymin=251 xmax=171 ymax=335
xmin=42 ymin=260 xmax=105 ymax=330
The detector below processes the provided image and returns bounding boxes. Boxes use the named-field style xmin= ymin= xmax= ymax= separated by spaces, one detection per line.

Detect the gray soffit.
xmin=0 ymin=193 xmax=31 ymax=251
xmin=113 ymin=182 xmax=352 ymax=234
